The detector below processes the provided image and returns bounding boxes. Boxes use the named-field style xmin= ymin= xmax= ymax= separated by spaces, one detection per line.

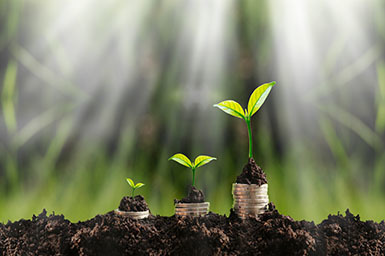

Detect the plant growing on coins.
xmin=214 ymin=82 xmax=276 ymax=158
xmin=126 ymin=178 xmax=145 ymax=197
xmin=169 ymin=153 xmax=216 ymax=187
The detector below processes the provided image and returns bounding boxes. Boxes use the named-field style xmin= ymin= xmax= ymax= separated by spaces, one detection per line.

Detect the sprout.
xmin=126 ymin=178 xmax=145 ymax=197
xmin=168 ymin=153 xmax=216 ymax=187
xmin=214 ymin=82 xmax=276 ymax=158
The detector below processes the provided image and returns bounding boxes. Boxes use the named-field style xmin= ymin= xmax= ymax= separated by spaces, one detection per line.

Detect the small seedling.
xmin=126 ymin=178 xmax=145 ymax=197
xmin=169 ymin=153 xmax=216 ymax=187
xmin=214 ymin=82 xmax=276 ymax=158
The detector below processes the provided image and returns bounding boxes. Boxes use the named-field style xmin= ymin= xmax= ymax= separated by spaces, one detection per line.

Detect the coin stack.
xmin=175 ymin=202 xmax=210 ymax=217
xmin=114 ymin=209 xmax=150 ymax=219
xmin=232 ymin=183 xmax=269 ymax=219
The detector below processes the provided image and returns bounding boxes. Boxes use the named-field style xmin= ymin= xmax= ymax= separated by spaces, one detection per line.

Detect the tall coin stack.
xmin=232 ymin=183 xmax=269 ymax=219
xmin=175 ymin=202 xmax=210 ymax=217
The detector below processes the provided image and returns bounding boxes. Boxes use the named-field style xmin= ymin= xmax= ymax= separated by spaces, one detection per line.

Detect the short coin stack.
xmin=175 ymin=202 xmax=210 ymax=217
xmin=114 ymin=209 xmax=150 ymax=219
xmin=232 ymin=183 xmax=269 ymax=219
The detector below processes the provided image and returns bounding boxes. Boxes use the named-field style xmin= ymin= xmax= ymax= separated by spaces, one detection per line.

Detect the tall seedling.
xmin=214 ymin=82 xmax=276 ymax=158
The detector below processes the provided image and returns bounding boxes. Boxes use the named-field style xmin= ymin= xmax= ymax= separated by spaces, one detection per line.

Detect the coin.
xmin=232 ymin=183 xmax=269 ymax=218
xmin=232 ymin=183 xmax=268 ymax=189
xmin=114 ymin=209 xmax=149 ymax=219
xmin=233 ymin=196 xmax=269 ymax=201
xmin=175 ymin=202 xmax=210 ymax=217
xmin=175 ymin=202 xmax=210 ymax=208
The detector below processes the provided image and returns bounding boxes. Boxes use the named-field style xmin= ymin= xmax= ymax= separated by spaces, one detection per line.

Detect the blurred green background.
xmin=0 ymin=0 xmax=385 ymax=223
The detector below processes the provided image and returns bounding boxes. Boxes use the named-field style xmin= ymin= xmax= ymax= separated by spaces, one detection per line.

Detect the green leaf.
xmin=134 ymin=183 xmax=145 ymax=189
xmin=213 ymin=100 xmax=245 ymax=119
xmin=126 ymin=178 xmax=135 ymax=188
xmin=194 ymin=155 xmax=217 ymax=168
xmin=168 ymin=153 xmax=193 ymax=168
xmin=247 ymin=81 xmax=276 ymax=117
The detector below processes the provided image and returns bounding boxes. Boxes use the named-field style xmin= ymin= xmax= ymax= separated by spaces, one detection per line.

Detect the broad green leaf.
xmin=126 ymin=178 xmax=135 ymax=188
xmin=213 ymin=100 xmax=245 ymax=119
xmin=247 ymin=81 xmax=276 ymax=117
xmin=134 ymin=183 xmax=145 ymax=189
xmin=168 ymin=153 xmax=193 ymax=168
xmin=194 ymin=155 xmax=217 ymax=168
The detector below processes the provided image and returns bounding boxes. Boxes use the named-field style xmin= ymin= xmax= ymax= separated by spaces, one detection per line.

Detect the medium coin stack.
xmin=232 ymin=183 xmax=269 ymax=219
xmin=175 ymin=202 xmax=210 ymax=217
xmin=114 ymin=209 xmax=150 ymax=219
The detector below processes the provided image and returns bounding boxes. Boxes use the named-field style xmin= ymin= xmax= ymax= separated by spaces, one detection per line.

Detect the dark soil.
xmin=174 ymin=186 xmax=205 ymax=204
xmin=1 ymin=204 xmax=384 ymax=255
xmin=118 ymin=195 xmax=149 ymax=212
xmin=236 ymin=158 xmax=268 ymax=185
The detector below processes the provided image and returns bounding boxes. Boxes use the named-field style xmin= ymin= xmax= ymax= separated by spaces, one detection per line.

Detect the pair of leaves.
xmin=168 ymin=153 xmax=216 ymax=169
xmin=213 ymin=81 xmax=276 ymax=120
xmin=126 ymin=178 xmax=145 ymax=189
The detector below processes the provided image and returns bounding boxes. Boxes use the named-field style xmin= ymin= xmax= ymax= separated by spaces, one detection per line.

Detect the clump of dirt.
xmin=318 ymin=209 xmax=385 ymax=255
xmin=118 ymin=195 xmax=149 ymax=212
xmin=174 ymin=186 xmax=205 ymax=204
xmin=0 ymin=209 xmax=76 ymax=255
xmin=1 ymin=207 xmax=385 ymax=255
xmin=236 ymin=158 xmax=268 ymax=185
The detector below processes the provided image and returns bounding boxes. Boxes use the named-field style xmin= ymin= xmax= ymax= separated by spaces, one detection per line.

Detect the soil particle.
xmin=236 ymin=158 xmax=268 ymax=185
xmin=118 ymin=195 xmax=149 ymax=212
xmin=174 ymin=186 xmax=205 ymax=204
xmin=1 ymin=206 xmax=385 ymax=255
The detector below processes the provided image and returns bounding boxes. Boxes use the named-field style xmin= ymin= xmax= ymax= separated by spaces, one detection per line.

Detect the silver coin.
xmin=175 ymin=210 xmax=208 ymax=214
xmin=232 ymin=185 xmax=268 ymax=190
xmin=232 ymin=194 xmax=268 ymax=199
xmin=233 ymin=189 xmax=268 ymax=194
xmin=233 ymin=204 xmax=268 ymax=209
xmin=231 ymin=189 xmax=268 ymax=194
xmin=114 ymin=209 xmax=150 ymax=219
xmin=175 ymin=209 xmax=208 ymax=213
xmin=233 ymin=183 xmax=268 ymax=189
xmin=233 ymin=196 xmax=268 ymax=200
xmin=233 ymin=196 xmax=269 ymax=201
xmin=175 ymin=207 xmax=209 ymax=211
xmin=176 ymin=212 xmax=207 ymax=216
xmin=234 ymin=201 xmax=269 ymax=206
xmin=233 ymin=205 xmax=267 ymax=210
xmin=233 ymin=192 xmax=268 ymax=196
xmin=175 ymin=202 xmax=210 ymax=208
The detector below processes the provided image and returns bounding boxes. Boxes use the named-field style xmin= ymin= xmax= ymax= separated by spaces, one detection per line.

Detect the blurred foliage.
xmin=0 ymin=0 xmax=385 ymax=223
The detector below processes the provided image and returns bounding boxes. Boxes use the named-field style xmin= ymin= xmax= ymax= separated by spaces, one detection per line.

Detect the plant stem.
xmin=192 ymin=167 xmax=196 ymax=187
xmin=246 ymin=117 xmax=253 ymax=158
xmin=132 ymin=188 xmax=135 ymax=197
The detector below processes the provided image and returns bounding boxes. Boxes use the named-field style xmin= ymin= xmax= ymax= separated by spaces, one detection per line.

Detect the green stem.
xmin=132 ymin=188 xmax=135 ymax=197
xmin=192 ymin=167 xmax=196 ymax=187
xmin=246 ymin=117 xmax=253 ymax=159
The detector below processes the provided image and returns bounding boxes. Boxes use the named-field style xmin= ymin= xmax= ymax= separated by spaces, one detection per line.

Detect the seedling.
xmin=214 ymin=82 xmax=276 ymax=158
xmin=126 ymin=178 xmax=145 ymax=197
xmin=169 ymin=153 xmax=216 ymax=187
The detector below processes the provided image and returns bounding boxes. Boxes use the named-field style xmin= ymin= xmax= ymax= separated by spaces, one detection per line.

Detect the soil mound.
xmin=1 ymin=207 xmax=385 ymax=255
xmin=236 ymin=158 xmax=268 ymax=185
xmin=174 ymin=186 xmax=205 ymax=204
xmin=118 ymin=195 xmax=149 ymax=212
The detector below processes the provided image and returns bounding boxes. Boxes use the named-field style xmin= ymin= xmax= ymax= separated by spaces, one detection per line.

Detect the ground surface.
xmin=1 ymin=206 xmax=384 ymax=255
